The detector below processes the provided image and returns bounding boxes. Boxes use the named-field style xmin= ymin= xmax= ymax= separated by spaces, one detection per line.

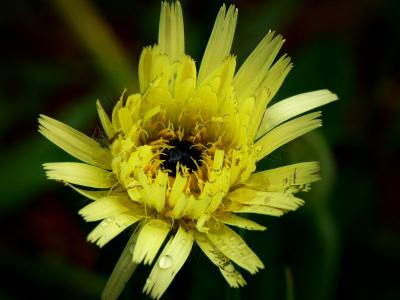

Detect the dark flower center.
xmin=161 ymin=139 xmax=202 ymax=176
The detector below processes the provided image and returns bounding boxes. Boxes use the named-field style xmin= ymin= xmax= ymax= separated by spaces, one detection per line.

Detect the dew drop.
xmin=223 ymin=263 xmax=235 ymax=273
xmin=158 ymin=255 xmax=173 ymax=269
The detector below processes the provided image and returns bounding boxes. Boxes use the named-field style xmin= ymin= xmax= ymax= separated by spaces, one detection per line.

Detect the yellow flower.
xmin=39 ymin=2 xmax=337 ymax=299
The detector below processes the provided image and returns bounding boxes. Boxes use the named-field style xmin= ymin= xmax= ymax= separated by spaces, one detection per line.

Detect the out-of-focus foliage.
xmin=1 ymin=0 xmax=399 ymax=299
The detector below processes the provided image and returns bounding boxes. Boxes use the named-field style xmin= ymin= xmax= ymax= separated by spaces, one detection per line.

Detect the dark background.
xmin=1 ymin=0 xmax=399 ymax=299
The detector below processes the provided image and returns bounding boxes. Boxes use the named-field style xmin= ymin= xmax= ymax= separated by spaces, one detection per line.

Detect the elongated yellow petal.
xmin=257 ymin=89 xmax=338 ymax=137
xmin=233 ymin=31 xmax=284 ymax=104
xmin=215 ymin=212 xmax=266 ymax=231
xmin=38 ymin=115 xmax=112 ymax=169
xmin=150 ymin=170 xmax=169 ymax=213
xmin=68 ymin=184 xmax=117 ymax=201
xmin=118 ymin=106 xmax=134 ymax=136
xmin=224 ymin=201 xmax=284 ymax=217
xmin=248 ymin=55 xmax=292 ymax=140
xmin=228 ymin=188 xmax=304 ymax=211
xmin=96 ymin=100 xmax=115 ymax=140
xmin=198 ymin=4 xmax=238 ymax=84
xmin=101 ymin=228 xmax=140 ymax=300
xmin=258 ymin=54 xmax=292 ymax=102
xmin=111 ymin=95 xmax=123 ymax=131
xmin=132 ymin=219 xmax=171 ymax=265
xmin=245 ymin=161 xmax=320 ymax=192
xmin=194 ymin=231 xmax=246 ymax=288
xmin=136 ymin=169 xmax=168 ymax=213
xmin=143 ymin=226 xmax=194 ymax=299
xmin=174 ymin=56 xmax=196 ymax=105
xmin=168 ymin=173 xmax=187 ymax=207
xmin=170 ymin=194 xmax=193 ymax=219
xmin=158 ymin=1 xmax=184 ymax=62
xmin=138 ymin=46 xmax=171 ymax=94
xmin=206 ymin=222 xmax=264 ymax=274
xmin=255 ymin=112 xmax=322 ymax=161
xmin=43 ymin=162 xmax=116 ymax=188
xmin=79 ymin=195 xmax=145 ymax=222
xmin=87 ymin=213 xmax=142 ymax=247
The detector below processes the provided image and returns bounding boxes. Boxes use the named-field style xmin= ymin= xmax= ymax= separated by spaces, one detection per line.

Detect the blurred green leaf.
xmin=52 ymin=0 xmax=137 ymax=92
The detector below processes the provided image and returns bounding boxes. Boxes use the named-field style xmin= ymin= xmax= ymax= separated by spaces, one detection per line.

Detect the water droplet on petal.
xmin=223 ymin=263 xmax=235 ymax=273
xmin=158 ymin=255 xmax=173 ymax=269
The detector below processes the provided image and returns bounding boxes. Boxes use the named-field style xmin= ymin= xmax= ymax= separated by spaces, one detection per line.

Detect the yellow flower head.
xmin=39 ymin=2 xmax=337 ymax=299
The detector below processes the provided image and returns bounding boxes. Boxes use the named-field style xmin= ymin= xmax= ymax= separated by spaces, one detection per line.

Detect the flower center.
xmin=161 ymin=139 xmax=202 ymax=176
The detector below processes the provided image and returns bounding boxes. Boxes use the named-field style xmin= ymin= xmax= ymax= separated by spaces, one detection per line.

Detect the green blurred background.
xmin=1 ymin=0 xmax=399 ymax=299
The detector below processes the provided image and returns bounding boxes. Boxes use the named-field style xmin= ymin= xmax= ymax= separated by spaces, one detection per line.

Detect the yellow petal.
xmin=136 ymin=169 xmax=168 ymax=213
xmin=68 ymin=184 xmax=117 ymax=201
xmin=87 ymin=213 xmax=142 ymax=247
xmin=118 ymin=106 xmax=134 ymax=136
xmin=245 ymin=161 xmax=320 ymax=192
xmin=101 ymin=228 xmax=140 ymax=300
xmin=258 ymin=54 xmax=292 ymax=103
xmin=233 ymin=31 xmax=284 ymax=104
xmin=170 ymin=193 xmax=193 ymax=219
xmin=257 ymin=89 xmax=338 ymax=137
xmin=174 ymin=56 xmax=196 ymax=105
xmin=255 ymin=112 xmax=322 ymax=161
xmin=125 ymin=93 xmax=142 ymax=123
xmin=227 ymin=188 xmax=304 ymax=211
xmin=168 ymin=173 xmax=188 ymax=207
xmin=198 ymin=4 xmax=238 ymax=84
xmin=38 ymin=115 xmax=112 ymax=169
xmin=195 ymin=150 xmax=230 ymax=216
xmin=142 ymin=104 xmax=162 ymax=126
xmin=215 ymin=212 xmax=266 ymax=231
xmin=205 ymin=167 xmax=230 ymax=214
xmin=194 ymin=231 xmax=246 ymax=288
xmin=96 ymin=100 xmax=115 ymax=140
xmin=43 ymin=162 xmax=115 ymax=188
xmin=158 ymin=1 xmax=185 ymax=62
xmin=79 ymin=195 xmax=144 ymax=222
xmin=206 ymin=222 xmax=264 ymax=274
xmin=132 ymin=219 xmax=171 ymax=265
xmin=111 ymin=95 xmax=123 ymax=131
xmin=152 ymin=170 xmax=169 ymax=213
xmin=224 ymin=200 xmax=284 ymax=217
xmin=198 ymin=55 xmax=236 ymax=97
xmin=248 ymin=56 xmax=292 ymax=140
xmin=143 ymin=226 xmax=194 ymax=299
xmin=138 ymin=46 xmax=171 ymax=94
xmin=247 ymin=89 xmax=269 ymax=141
xmin=229 ymin=146 xmax=251 ymax=185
